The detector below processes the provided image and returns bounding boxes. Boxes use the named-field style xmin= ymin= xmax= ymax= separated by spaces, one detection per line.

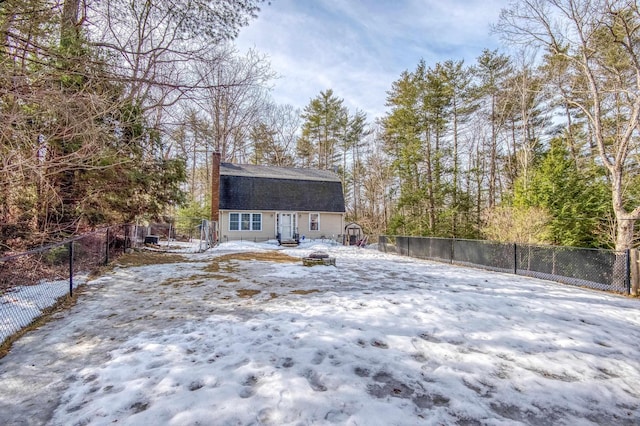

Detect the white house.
xmin=211 ymin=154 xmax=346 ymax=244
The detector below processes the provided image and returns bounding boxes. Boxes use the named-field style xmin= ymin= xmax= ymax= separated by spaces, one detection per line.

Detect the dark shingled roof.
xmin=220 ymin=163 xmax=341 ymax=182
xmin=219 ymin=163 xmax=346 ymax=212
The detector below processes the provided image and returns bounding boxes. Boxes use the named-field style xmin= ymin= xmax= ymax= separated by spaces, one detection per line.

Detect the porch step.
xmin=279 ymin=239 xmax=299 ymax=247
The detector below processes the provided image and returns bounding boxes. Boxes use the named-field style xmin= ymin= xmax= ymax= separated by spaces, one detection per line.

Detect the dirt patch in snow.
xmin=115 ymin=251 xmax=188 ymax=267
xmin=225 ymin=251 xmax=298 ymax=263
xmin=290 ymin=289 xmax=320 ymax=295
xmin=237 ymin=289 xmax=261 ymax=298
xmin=205 ymin=251 xmax=297 ymax=275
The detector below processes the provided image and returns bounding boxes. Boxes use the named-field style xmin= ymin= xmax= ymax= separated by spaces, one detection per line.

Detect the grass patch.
xmin=161 ymin=275 xmax=209 ymax=288
xmin=161 ymin=273 xmax=239 ymax=287
xmin=225 ymin=251 xmax=299 ymax=263
xmin=204 ymin=262 xmax=236 ymax=274
xmin=207 ymin=274 xmax=239 ymax=283
xmin=205 ymin=251 xmax=296 ymax=275
xmin=237 ymin=289 xmax=261 ymax=298
xmin=115 ymin=251 xmax=187 ymax=267
xmin=290 ymin=289 xmax=320 ymax=295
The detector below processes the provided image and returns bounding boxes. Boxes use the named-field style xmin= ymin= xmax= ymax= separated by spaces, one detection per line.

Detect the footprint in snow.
xmin=311 ymin=350 xmax=326 ymax=365
xmin=278 ymin=357 xmax=295 ymax=368
xmin=354 ymin=366 xmax=371 ymax=377
xmin=371 ymin=339 xmax=389 ymax=349
xmin=303 ymin=369 xmax=327 ymax=392
xmin=188 ymin=380 xmax=204 ymax=391
xmin=239 ymin=374 xmax=260 ymax=399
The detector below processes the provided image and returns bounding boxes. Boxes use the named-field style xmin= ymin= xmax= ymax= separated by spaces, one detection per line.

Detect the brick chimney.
xmin=211 ymin=152 xmax=221 ymax=222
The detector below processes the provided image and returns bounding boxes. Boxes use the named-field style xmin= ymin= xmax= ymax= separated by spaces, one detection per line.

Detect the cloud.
xmin=235 ymin=0 xmax=507 ymax=120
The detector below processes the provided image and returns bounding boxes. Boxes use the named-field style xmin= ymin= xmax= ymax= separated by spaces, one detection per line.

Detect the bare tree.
xmin=482 ymin=205 xmax=551 ymax=244
xmin=359 ymin=124 xmax=395 ymax=235
xmin=250 ymin=103 xmax=300 ymax=167
xmin=0 ymin=0 xmax=267 ymax=250
xmin=499 ymin=0 xmax=640 ymax=250
xmin=193 ymin=47 xmax=275 ymax=162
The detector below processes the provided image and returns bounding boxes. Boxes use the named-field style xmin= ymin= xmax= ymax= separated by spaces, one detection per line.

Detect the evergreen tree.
xmin=344 ymin=109 xmax=371 ymax=220
xmin=499 ymin=0 xmax=640 ymax=250
xmin=474 ymin=49 xmax=512 ymax=208
xmin=514 ymin=139 xmax=609 ymax=247
xmin=440 ymin=60 xmax=477 ymax=238
xmin=0 ymin=0 xmax=266 ymax=251
xmin=298 ymin=89 xmax=348 ymax=170
xmin=383 ymin=68 xmax=424 ymax=235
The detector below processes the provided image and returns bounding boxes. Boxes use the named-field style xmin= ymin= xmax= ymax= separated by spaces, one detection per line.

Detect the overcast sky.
xmin=235 ymin=0 xmax=509 ymax=120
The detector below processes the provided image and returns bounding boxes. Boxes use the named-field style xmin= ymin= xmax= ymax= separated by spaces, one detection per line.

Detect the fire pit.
xmin=302 ymin=251 xmax=336 ymax=267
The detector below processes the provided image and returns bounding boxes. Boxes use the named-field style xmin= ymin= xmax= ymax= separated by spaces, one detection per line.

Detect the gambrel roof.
xmin=219 ymin=163 xmax=346 ymax=213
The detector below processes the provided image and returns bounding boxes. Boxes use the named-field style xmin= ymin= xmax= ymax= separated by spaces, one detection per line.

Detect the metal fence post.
xmin=625 ymin=249 xmax=631 ymax=295
xmin=105 ymin=227 xmax=110 ymax=265
xmin=632 ymin=249 xmax=640 ymax=296
xmin=68 ymin=241 xmax=74 ymax=297
xmin=514 ymin=243 xmax=518 ymax=275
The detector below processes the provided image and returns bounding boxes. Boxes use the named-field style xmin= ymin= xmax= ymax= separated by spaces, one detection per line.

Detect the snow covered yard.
xmin=1 ymin=241 xmax=639 ymax=425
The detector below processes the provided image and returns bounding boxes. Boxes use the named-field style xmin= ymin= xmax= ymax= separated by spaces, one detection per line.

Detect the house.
xmin=211 ymin=153 xmax=346 ymax=244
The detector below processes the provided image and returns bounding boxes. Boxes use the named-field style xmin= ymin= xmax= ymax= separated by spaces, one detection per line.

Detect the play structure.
xmin=344 ymin=222 xmax=367 ymax=247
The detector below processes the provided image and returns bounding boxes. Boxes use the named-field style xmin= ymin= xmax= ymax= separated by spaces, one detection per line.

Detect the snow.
xmin=142 ymin=238 xmax=215 ymax=254
xmin=1 ymin=241 xmax=639 ymax=425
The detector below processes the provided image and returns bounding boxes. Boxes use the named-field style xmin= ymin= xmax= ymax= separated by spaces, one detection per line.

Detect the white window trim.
xmin=229 ymin=212 xmax=262 ymax=231
xmin=309 ymin=212 xmax=320 ymax=231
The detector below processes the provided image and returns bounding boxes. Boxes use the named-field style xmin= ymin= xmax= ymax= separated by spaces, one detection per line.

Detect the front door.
xmin=279 ymin=213 xmax=294 ymax=240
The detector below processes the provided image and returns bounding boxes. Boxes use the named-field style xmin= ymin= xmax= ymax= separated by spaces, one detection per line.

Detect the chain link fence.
xmin=0 ymin=219 xmax=218 ymax=347
xmin=129 ymin=218 xmax=217 ymax=253
xmin=0 ymin=225 xmax=132 ymax=346
xmin=379 ymin=236 xmax=631 ymax=294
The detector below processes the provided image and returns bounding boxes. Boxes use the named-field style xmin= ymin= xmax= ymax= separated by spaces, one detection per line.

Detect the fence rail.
xmin=379 ymin=236 xmax=633 ymax=295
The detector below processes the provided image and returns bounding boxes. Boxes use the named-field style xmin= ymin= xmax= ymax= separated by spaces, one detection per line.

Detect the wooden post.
xmin=631 ymin=248 xmax=639 ymax=296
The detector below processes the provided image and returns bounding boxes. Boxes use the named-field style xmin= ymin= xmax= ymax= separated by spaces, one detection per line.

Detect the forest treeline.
xmin=0 ymin=0 xmax=264 ymax=252
xmin=2 ymin=0 xmax=640 ymax=254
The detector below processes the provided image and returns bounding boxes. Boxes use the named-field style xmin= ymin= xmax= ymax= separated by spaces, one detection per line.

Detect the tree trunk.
xmin=424 ymin=128 xmax=435 ymax=233
xmin=615 ymin=213 xmax=636 ymax=252
xmin=61 ymin=0 xmax=81 ymax=49
xmin=452 ymin=96 xmax=459 ymax=238
xmin=489 ymin=94 xmax=497 ymax=208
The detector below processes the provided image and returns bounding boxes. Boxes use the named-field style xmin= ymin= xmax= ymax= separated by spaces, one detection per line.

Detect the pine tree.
xmin=475 ymin=49 xmax=512 ymax=208
xmin=499 ymin=0 xmax=640 ymax=250
xmin=298 ymin=89 xmax=347 ymax=170
xmin=383 ymin=69 xmax=424 ymax=235
xmin=514 ymin=139 xmax=609 ymax=247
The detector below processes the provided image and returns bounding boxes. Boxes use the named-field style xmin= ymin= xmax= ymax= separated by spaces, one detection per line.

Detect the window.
xmin=309 ymin=213 xmax=319 ymax=231
xmin=229 ymin=213 xmax=240 ymax=231
xmin=252 ymin=214 xmax=262 ymax=231
xmin=241 ymin=213 xmax=251 ymax=230
xmin=229 ymin=213 xmax=261 ymax=231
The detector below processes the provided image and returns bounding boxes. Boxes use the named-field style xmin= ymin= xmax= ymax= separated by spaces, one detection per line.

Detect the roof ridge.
xmin=220 ymin=162 xmax=340 ymax=182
